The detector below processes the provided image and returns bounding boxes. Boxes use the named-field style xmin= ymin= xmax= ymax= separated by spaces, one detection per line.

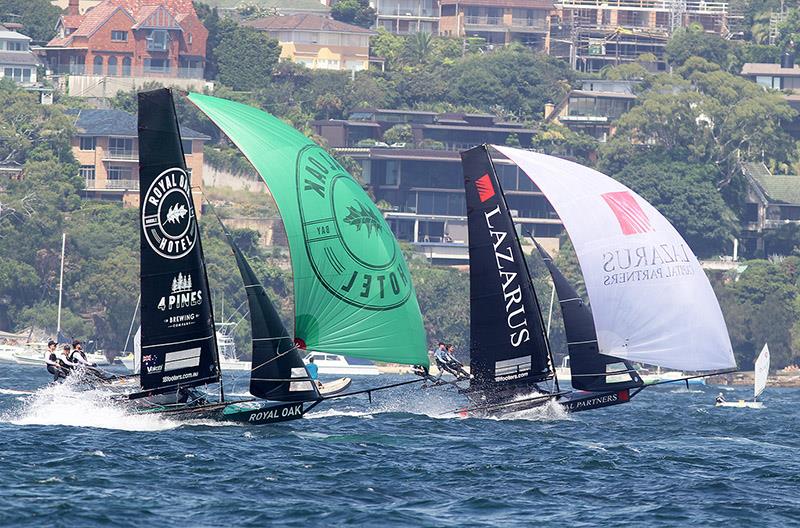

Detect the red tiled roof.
xmin=243 ymin=13 xmax=373 ymax=34
xmin=47 ymin=0 xmax=199 ymax=47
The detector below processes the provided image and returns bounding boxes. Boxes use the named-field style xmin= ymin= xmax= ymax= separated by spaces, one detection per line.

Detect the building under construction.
xmin=549 ymin=0 xmax=736 ymax=72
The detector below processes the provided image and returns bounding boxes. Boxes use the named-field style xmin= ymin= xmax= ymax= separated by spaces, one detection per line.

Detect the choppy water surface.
xmin=0 ymin=364 xmax=798 ymax=527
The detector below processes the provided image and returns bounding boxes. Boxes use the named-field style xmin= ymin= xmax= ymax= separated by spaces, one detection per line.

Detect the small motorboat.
xmin=303 ymin=353 xmax=381 ymax=376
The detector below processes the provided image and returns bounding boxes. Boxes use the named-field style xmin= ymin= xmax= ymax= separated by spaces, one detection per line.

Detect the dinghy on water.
xmin=122 ymin=88 xmax=429 ymax=424
xmin=717 ymin=344 xmax=769 ymax=409
xmin=451 ymin=145 xmax=737 ymax=417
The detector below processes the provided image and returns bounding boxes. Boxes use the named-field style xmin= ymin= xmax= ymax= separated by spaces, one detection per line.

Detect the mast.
xmin=56 ymin=232 xmax=65 ymax=338
xmin=122 ymin=294 xmax=140 ymax=353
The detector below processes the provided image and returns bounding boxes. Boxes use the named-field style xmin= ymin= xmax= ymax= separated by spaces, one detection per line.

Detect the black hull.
xmin=136 ymin=400 xmax=309 ymax=425
xmin=460 ymin=388 xmax=632 ymax=417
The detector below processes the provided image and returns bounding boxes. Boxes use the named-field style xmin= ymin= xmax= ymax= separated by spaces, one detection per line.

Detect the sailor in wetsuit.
xmin=433 ymin=342 xmax=469 ymax=380
xmin=57 ymin=344 xmax=79 ymax=376
xmin=715 ymin=392 xmax=726 ymax=404
xmin=69 ymin=340 xmax=95 ymax=367
xmin=44 ymin=340 xmax=67 ymax=381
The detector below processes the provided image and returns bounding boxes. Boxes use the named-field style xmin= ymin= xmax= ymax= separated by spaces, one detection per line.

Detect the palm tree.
xmin=403 ymin=31 xmax=433 ymax=65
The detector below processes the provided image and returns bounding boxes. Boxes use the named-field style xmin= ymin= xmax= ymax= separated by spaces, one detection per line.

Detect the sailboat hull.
xmin=137 ymin=399 xmax=308 ymax=425
xmin=460 ymin=388 xmax=632 ymax=417
xmin=716 ymin=400 xmax=764 ymax=409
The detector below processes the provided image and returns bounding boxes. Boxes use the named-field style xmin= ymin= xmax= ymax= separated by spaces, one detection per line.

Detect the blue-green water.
xmin=0 ymin=364 xmax=798 ymax=527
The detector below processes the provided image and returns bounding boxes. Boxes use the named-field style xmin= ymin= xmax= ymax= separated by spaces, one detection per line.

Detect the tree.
xmin=331 ymin=0 xmax=375 ymax=29
xmin=382 ymin=124 xmax=413 ymax=145
xmin=613 ymin=159 xmax=737 ymax=256
xmin=402 ymin=31 xmax=433 ymax=64
xmin=717 ymin=259 xmax=799 ymax=368
xmin=0 ymin=0 xmax=61 ymax=43
xmin=665 ymin=24 xmax=734 ymax=70
xmin=530 ymin=123 xmax=596 ymax=165
xmin=216 ymin=25 xmax=281 ymax=91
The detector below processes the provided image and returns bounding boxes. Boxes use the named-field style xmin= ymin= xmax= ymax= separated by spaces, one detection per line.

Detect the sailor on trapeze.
xmin=433 ymin=342 xmax=470 ymax=380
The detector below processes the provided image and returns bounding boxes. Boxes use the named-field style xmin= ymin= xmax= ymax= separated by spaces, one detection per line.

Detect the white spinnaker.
xmin=494 ymin=146 xmax=736 ymax=371
xmin=754 ymin=343 xmax=770 ymax=399
xmin=133 ymin=326 xmax=141 ymax=375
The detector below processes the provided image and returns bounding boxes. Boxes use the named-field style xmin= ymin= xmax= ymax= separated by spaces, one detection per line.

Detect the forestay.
xmin=754 ymin=344 xmax=770 ymax=399
xmin=495 ymin=146 xmax=736 ymax=371
xmin=188 ymin=94 xmax=428 ymax=366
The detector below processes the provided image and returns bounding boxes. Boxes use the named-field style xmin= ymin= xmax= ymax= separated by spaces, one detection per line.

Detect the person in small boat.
xmin=715 ymin=392 xmax=726 ymax=404
xmin=44 ymin=340 xmax=67 ymax=381
xmin=306 ymin=356 xmax=323 ymax=389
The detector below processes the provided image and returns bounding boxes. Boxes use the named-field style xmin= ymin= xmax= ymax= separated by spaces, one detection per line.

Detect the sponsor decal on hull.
xmin=560 ymin=389 xmax=630 ymax=413
xmin=244 ymin=402 xmax=304 ymax=424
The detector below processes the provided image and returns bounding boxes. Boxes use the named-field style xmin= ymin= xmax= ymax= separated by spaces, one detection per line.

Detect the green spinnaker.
xmin=189 ymin=93 xmax=428 ymax=366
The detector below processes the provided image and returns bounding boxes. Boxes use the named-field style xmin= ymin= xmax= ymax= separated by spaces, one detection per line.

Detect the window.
xmin=3 ymin=67 xmax=30 ymax=83
xmin=111 ymin=30 xmax=127 ymax=42
xmin=108 ymin=137 xmax=133 ymax=157
xmin=147 ymin=29 xmax=168 ymax=51
xmin=79 ymin=165 xmax=95 ymax=180
xmin=6 ymin=40 xmax=26 ymax=51
xmin=79 ymin=136 xmax=95 ymax=151
xmin=93 ymin=56 xmax=103 ymax=75
xmin=122 ymin=56 xmax=131 ymax=76
xmin=107 ymin=56 xmax=117 ymax=76
xmin=188 ymin=33 xmax=193 ymax=45
xmin=181 ymin=139 xmax=193 ymax=154
xmin=108 ymin=165 xmax=133 ymax=180
xmin=144 ymin=58 xmax=169 ymax=73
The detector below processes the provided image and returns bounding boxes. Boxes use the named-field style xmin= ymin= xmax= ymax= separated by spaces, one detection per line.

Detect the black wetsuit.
xmin=45 ymin=351 xmax=66 ymax=381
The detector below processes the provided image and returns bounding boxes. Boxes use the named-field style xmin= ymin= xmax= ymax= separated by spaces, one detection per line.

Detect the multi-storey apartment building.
xmin=550 ymin=0 xmax=732 ymax=72
xmin=313 ymin=108 xmax=537 ymax=150
xmin=244 ymin=13 xmax=373 ymax=72
xmin=314 ymin=109 xmax=559 ymax=262
xmin=439 ymin=0 xmax=553 ymax=50
xmin=70 ymin=108 xmax=209 ymax=209
xmin=374 ymin=0 xmax=440 ymax=34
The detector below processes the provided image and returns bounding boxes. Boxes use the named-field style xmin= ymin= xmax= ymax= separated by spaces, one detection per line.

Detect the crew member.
xmin=44 ymin=340 xmax=66 ymax=382
xmin=433 ymin=342 xmax=469 ymax=380
xmin=306 ymin=357 xmax=323 ymax=389
xmin=715 ymin=392 xmax=726 ymax=405
xmin=69 ymin=339 xmax=94 ymax=366
xmin=58 ymin=344 xmax=79 ymax=374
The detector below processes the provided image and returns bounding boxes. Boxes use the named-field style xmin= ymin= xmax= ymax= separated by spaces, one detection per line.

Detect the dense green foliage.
xmin=0 ymin=0 xmax=61 ymax=43
xmin=215 ymin=23 xmax=281 ymax=91
xmin=330 ymin=0 xmax=375 ymax=29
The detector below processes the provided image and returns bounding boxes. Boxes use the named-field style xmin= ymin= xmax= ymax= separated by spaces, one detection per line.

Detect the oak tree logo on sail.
xmin=142 ymin=167 xmax=197 ymax=260
xmin=295 ymin=145 xmax=412 ymax=310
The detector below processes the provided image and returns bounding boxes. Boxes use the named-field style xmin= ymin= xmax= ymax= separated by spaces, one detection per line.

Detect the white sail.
xmin=495 ymin=146 xmax=736 ymax=371
xmin=754 ymin=344 xmax=770 ymax=399
xmin=133 ymin=326 xmax=141 ymax=375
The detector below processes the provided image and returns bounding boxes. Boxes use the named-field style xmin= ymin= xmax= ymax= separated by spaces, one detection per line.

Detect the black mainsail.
xmin=136 ymin=88 xmax=220 ymax=395
xmin=534 ymin=242 xmax=643 ymax=392
xmin=222 ymin=230 xmax=320 ymax=402
xmin=461 ymin=145 xmax=553 ymax=390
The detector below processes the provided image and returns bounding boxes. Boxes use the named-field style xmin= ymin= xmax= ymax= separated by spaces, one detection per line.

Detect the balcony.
xmin=554 ymin=0 xmax=728 ymax=14
xmin=465 ymin=16 xmax=503 ymax=26
xmin=510 ymin=18 xmax=548 ymax=30
xmin=48 ymin=64 xmax=204 ymax=80
xmin=105 ymin=179 xmax=139 ymax=190
xmin=102 ymin=150 xmax=137 ymax=161
xmin=85 ymin=177 xmax=139 ymax=190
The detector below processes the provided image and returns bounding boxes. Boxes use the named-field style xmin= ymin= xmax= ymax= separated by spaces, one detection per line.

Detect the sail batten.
xmin=137 ymin=88 xmax=220 ymax=393
xmin=188 ymin=93 xmax=427 ymax=366
xmin=495 ymin=145 xmax=736 ymax=372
